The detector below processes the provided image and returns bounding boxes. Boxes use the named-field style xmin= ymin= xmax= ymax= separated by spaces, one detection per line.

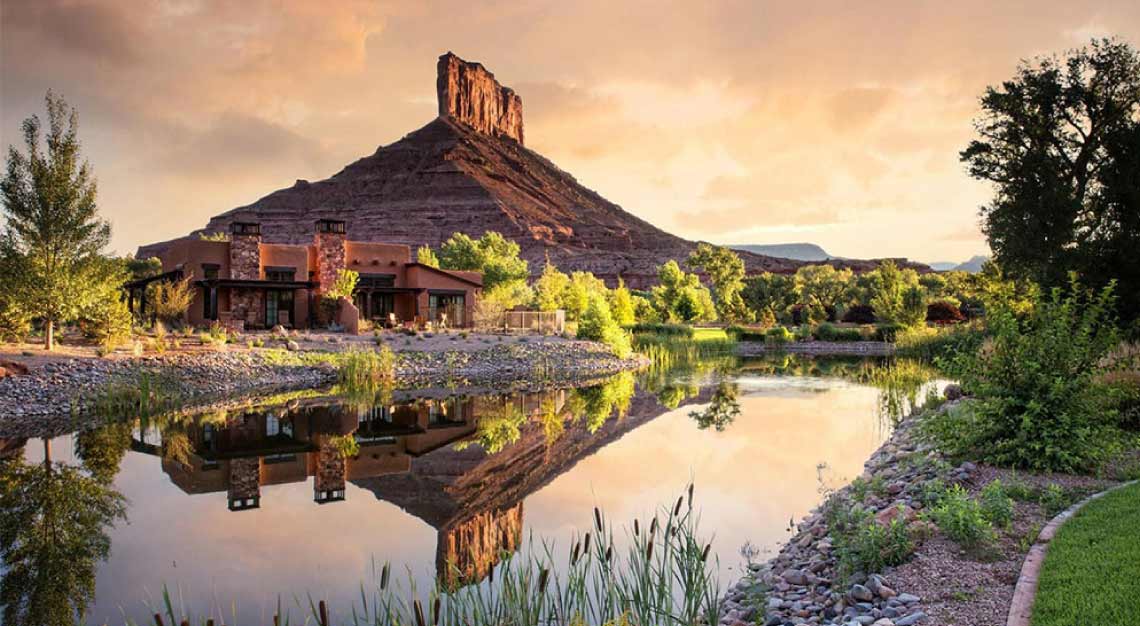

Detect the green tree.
xmin=794 ymin=265 xmax=853 ymax=315
xmin=77 ymin=256 xmax=133 ymax=352
xmin=576 ymin=294 xmax=632 ymax=358
xmin=561 ymin=271 xmax=607 ymax=321
xmin=742 ymin=273 xmax=797 ymax=323
xmin=1 ymin=92 xmax=111 ymax=350
xmin=0 ymin=441 xmax=128 ymax=626
xmin=438 ymin=232 xmax=529 ymax=290
xmin=651 ymin=260 xmax=717 ymax=322
xmin=689 ymin=382 xmax=741 ymax=432
xmin=899 ymin=285 xmax=928 ymax=327
xmin=869 ymin=260 xmax=920 ymax=325
xmin=961 ymin=39 xmax=1140 ymax=321
xmin=532 ymin=260 xmax=570 ymax=312
xmin=415 ymin=244 xmax=440 ymax=268
xmin=608 ymin=279 xmax=636 ymax=326
xmin=687 ymin=243 xmax=752 ymax=323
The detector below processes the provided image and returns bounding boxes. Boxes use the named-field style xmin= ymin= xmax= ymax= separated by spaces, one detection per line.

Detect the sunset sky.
xmin=2 ymin=1 xmax=1138 ymax=264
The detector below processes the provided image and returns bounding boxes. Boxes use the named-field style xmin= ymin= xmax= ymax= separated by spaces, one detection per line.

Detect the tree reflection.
xmin=0 ymin=437 xmax=127 ymax=626
xmin=689 ymin=381 xmax=741 ymax=432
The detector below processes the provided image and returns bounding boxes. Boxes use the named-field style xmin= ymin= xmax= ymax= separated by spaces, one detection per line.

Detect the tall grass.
xmin=338 ymin=347 xmax=397 ymax=392
xmin=141 ymin=488 xmax=721 ymax=626
xmin=85 ymin=371 xmax=185 ymax=418
xmin=894 ymin=322 xmax=984 ymax=363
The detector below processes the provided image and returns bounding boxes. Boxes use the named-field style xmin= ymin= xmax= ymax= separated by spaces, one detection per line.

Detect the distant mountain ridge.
xmin=730 ymin=243 xmax=831 ymax=262
xmin=928 ymin=255 xmax=989 ymax=273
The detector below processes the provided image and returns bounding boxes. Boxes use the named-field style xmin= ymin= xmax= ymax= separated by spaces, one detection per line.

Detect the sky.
xmin=2 ymin=1 xmax=1138 ymax=263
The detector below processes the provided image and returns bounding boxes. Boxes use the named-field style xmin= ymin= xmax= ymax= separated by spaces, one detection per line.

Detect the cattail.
xmin=583 ymin=532 xmax=592 ymax=554
xmin=433 ymin=598 xmax=441 ymax=625
xmin=488 ymin=562 xmax=495 ymax=584
xmin=688 ymin=483 xmax=694 ymax=508
xmin=413 ymin=600 xmax=426 ymax=626
xmin=571 ymin=540 xmax=581 ymax=565
xmin=701 ymin=543 xmax=711 ymax=563
xmin=646 ymin=538 xmax=655 ymax=561
xmin=650 ymin=516 xmax=659 ymax=535
xmin=594 ymin=507 xmax=603 ymax=532
xmin=634 ymin=519 xmax=640 ymax=536
xmin=380 ymin=563 xmax=390 ymax=590
xmin=538 ymin=567 xmax=550 ymax=594
xmin=605 ymin=546 xmax=613 ymax=562
xmin=673 ymin=496 xmax=684 ymax=517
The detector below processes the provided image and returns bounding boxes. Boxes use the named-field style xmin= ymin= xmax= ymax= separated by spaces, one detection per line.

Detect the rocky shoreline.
xmin=720 ymin=399 xmax=969 ymax=626
xmin=0 ymin=340 xmax=646 ymax=438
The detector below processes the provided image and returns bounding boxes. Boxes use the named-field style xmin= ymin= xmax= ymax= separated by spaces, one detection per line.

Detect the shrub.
xmin=629 ymin=322 xmax=694 ymax=338
xmin=153 ymin=277 xmax=195 ymax=326
xmin=926 ymin=300 xmax=966 ymax=324
xmin=1039 ymin=483 xmax=1069 ymax=515
xmin=930 ymin=485 xmax=994 ymax=548
xmin=875 ymin=322 xmax=904 ymax=342
xmin=578 ymin=295 xmax=632 ymax=358
xmin=814 ymin=322 xmax=864 ymax=342
xmin=899 ymin=286 xmax=927 ymax=327
xmin=895 ymin=323 xmax=985 ymax=361
xmin=794 ymin=324 xmax=813 ymax=342
xmin=765 ymin=326 xmax=793 ymax=345
xmin=842 ymin=304 xmax=876 ymax=324
xmin=979 ymin=480 xmax=1014 ymax=528
xmin=942 ymin=280 xmax=1122 ymax=471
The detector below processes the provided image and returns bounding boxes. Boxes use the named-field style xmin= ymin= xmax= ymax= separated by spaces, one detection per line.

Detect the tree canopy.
xmin=1 ymin=92 xmax=112 ymax=349
xmin=961 ymin=38 xmax=1140 ymax=321
xmin=687 ymin=243 xmax=752 ymax=324
xmin=438 ymin=232 xmax=529 ymax=290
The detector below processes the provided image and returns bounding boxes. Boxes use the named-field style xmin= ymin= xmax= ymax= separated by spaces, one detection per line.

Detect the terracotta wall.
xmin=406 ymin=265 xmax=481 ymax=327
xmin=344 ymin=241 xmax=412 ymax=284
xmin=260 ymin=244 xmax=310 ymax=280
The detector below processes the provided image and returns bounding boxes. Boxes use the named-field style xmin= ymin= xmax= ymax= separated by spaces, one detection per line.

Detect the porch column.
xmin=364 ymin=291 xmax=372 ymax=319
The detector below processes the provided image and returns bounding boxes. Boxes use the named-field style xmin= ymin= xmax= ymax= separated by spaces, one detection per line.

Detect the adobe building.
xmin=129 ymin=219 xmax=481 ymax=329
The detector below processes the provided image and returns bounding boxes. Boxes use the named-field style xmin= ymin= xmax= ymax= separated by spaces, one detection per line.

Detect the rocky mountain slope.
xmin=139 ymin=52 xmax=927 ymax=288
xmin=731 ymin=243 xmax=831 ymax=262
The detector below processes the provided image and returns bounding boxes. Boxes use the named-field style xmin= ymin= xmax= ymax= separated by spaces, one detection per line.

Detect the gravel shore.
xmin=0 ymin=339 xmax=646 ymax=438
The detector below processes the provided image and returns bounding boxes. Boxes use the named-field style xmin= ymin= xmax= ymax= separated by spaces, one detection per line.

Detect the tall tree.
xmin=961 ymin=39 xmax=1140 ymax=320
xmin=1 ymin=92 xmax=110 ymax=350
xmin=687 ymin=243 xmax=752 ymax=323
xmin=438 ymin=231 xmax=529 ymax=290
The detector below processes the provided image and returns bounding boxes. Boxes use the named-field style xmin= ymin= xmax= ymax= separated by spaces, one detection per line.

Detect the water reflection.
xmin=0 ymin=354 xmax=943 ymax=623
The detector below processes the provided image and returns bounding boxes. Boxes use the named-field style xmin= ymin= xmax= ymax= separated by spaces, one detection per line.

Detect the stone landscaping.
xmin=718 ymin=394 xmax=1132 ymax=626
xmin=0 ymin=335 xmax=647 ymax=438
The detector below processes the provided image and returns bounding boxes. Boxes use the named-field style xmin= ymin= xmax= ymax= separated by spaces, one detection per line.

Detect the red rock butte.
xmin=138 ymin=52 xmax=926 ymax=288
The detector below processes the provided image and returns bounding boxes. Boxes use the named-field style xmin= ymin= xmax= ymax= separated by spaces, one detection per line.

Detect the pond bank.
xmin=736 ymin=341 xmax=895 ymax=357
xmin=0 ymin=338 xmax=646 ymax=438
xmin=720 ymin=398 xmax=1131 ymax=626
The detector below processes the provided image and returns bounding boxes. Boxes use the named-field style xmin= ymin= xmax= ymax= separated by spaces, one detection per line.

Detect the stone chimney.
xmin=437 ymin=52 xmax=524 ymax=145
xmin=229 ymin=222 xmax=262 ymax=280
xmin=314 ymin=219 xmax=347 ymax=295
xmin=227 ymin=456 xmax=261 ymax=511
xmin=314 ymin=438 xmax=347 ymax=503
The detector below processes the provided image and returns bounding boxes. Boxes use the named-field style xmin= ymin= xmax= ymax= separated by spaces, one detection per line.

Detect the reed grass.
xmin=134 ymin=487 xmax=721 ymax=626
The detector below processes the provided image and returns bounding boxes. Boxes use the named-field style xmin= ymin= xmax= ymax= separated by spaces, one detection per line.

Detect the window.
xmin=265 ymin=267 xmax=295 ymax=282
xmin=357 ymin=273 xmax=396 ymax=289
xmin=201 ymin=264 xmax=220 ymax=280
xmin=317 ymin=219 xmax=346 ymax=234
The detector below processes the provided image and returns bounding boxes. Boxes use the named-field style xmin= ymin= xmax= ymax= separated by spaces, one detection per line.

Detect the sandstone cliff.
xmin=138 ymin=53 xmax=927 ymax=288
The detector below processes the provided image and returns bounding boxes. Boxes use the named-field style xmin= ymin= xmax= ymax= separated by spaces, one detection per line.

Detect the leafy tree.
xmin=561 ymin=271 xmax=607 ymax=321
xmin=77 ymin=256 xmax=133 ymax=352
xmin=532 ymin=260 xmax=569 ymax=311
xmin=0 ymin=443 xmax=127 ymax=626
xmin=415 ymin=245 xmax=440 ymax=268
xmin=899 ymin=285 xmax=928 ymax=328
xmin=0 ymin=246 xmax=32 ymax=342
xmin=608 ymin=279 xmax=636 ymax=326
xmin=439 ymin=232 xmax=529 ymax=290
xmin=869 ymin=260 xmax=920 ymax=326
xmin=687 ymin=243 xmax=753 ymax=323
xmin=961 ymin=39 xmax=1140 ymax=321
xmin=651 ymin=260 xmax=716 ymax=322
xmin=742 ymin=273 xmax=797 ymax=323
xmin=794 ymin=265 xmax=853 ymax=316
xmin=74 ymin=423 xmax=132 ymax=484
xmin=577 ymin=294 xmax=632 ymax=358
xmin=1 ymin=92 xmax=111 ymax=350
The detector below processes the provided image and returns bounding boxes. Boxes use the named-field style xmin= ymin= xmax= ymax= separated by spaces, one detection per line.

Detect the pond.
xmin=0 ymin=354 xmax=943 ymax=624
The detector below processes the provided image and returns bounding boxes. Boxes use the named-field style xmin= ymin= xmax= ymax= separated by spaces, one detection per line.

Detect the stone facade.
xmin=230 ymin=233 xmax=261 ymax=280
xmin=228 ymin=457 xmax=261 ymax=503
xmin=438 ymin=502 xmax=523 ymax=588
xmin=314 ymin=230 xmax=346 ymax=296
xmin=230 ymin=289 xmax=263 ymax=327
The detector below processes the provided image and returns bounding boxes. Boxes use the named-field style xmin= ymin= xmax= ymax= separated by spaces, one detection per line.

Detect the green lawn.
xmin=691 ymin=327 xmax=730 ymax=341
xmin=1030 ymin=481 xmax=1140 ymax=626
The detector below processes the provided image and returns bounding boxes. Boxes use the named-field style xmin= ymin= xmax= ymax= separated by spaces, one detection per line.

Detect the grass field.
xmin=1030 ymin=481 xmax=1140 ymax=626
xmin=691 ymin=327 xmax=730 ymax=341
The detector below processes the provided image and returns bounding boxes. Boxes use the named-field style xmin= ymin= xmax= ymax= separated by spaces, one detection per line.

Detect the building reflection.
xmin=126 ymin=382 xmax=707 ymax=589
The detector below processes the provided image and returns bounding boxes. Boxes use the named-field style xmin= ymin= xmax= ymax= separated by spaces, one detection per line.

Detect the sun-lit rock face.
xmin=436 ymin=52 xmax=524 ymax=145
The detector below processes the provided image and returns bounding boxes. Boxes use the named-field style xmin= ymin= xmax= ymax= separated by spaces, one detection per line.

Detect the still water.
xmin=2 ymin=355 xmax=938 ymax=624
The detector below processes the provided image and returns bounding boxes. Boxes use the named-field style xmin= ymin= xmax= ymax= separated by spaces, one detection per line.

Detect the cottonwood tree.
xmin=687 ymin=243 xmax=753 ymax=324
xmin=438 ymin=231 xmax=529 ymax=290
xmin=961 ymin=38 xmax=1140 ymax=320
xmin=1 ymin=92 xmax=111 ymax=350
